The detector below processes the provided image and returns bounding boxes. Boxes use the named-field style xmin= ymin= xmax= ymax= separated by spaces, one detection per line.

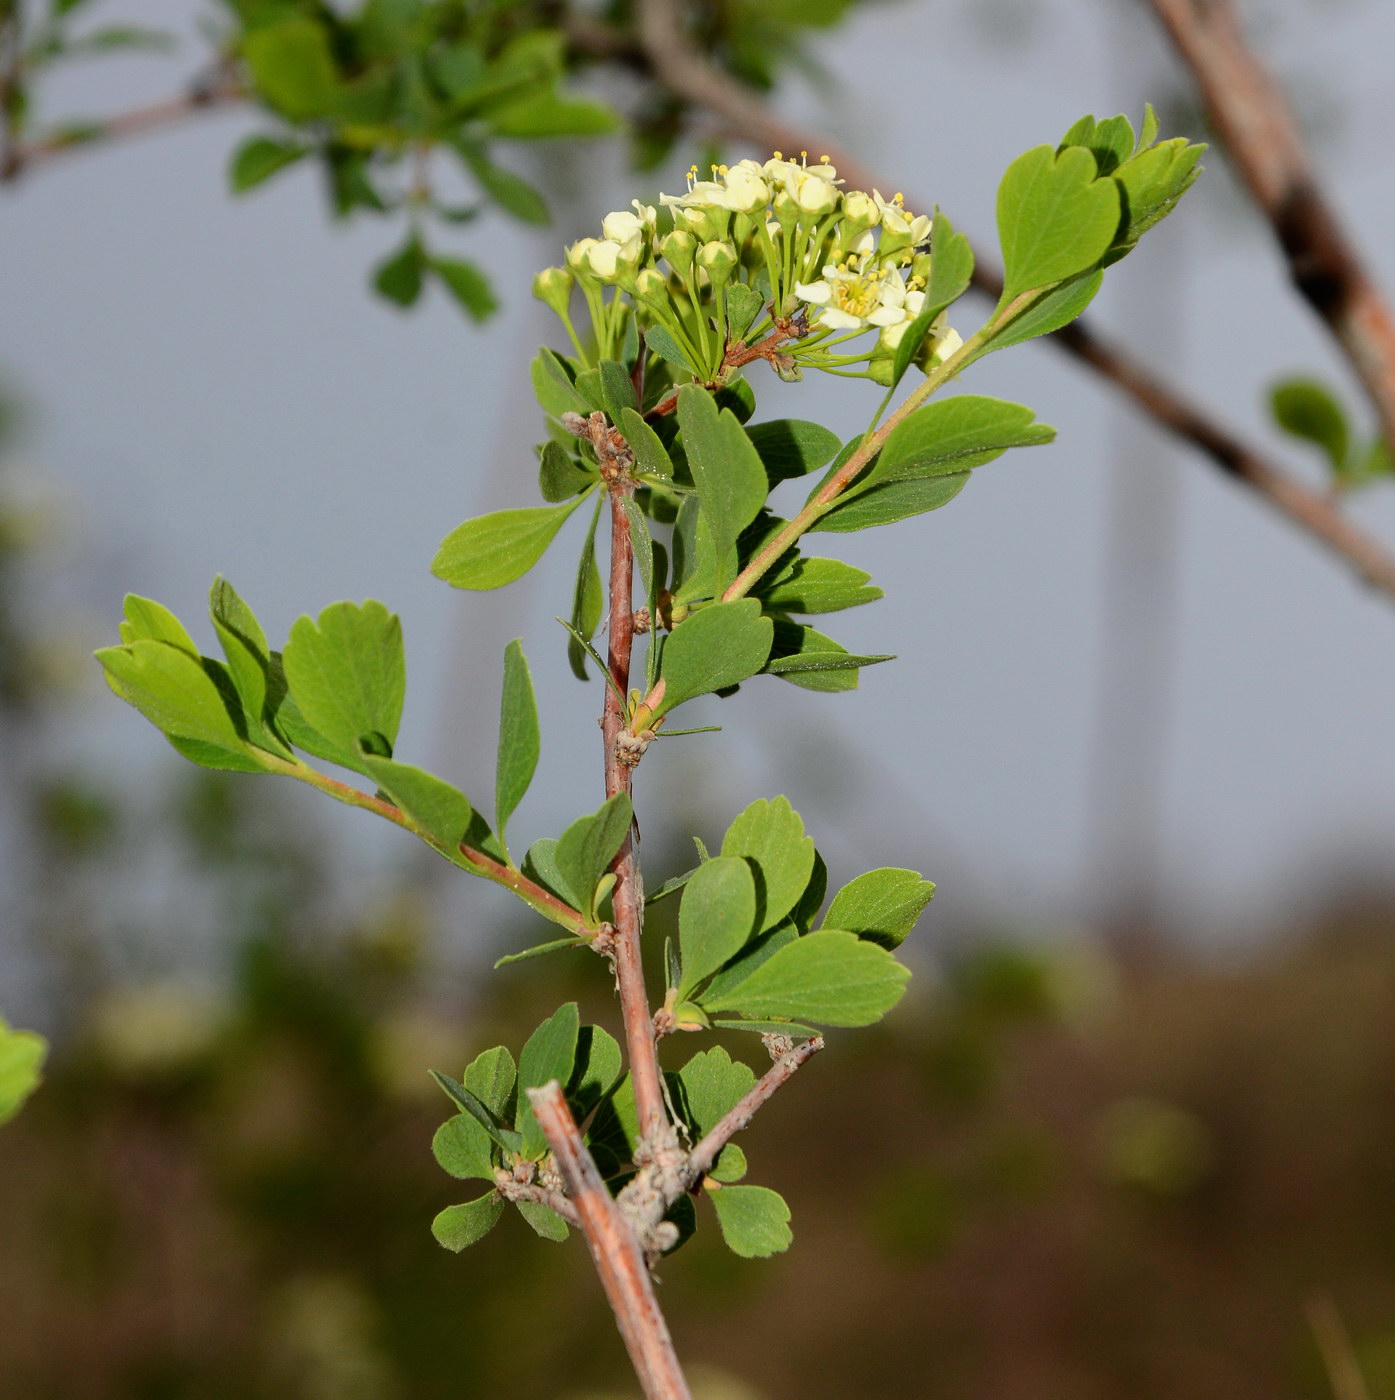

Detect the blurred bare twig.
xmin=1148 ymin=0 xmax=1395 ymax=455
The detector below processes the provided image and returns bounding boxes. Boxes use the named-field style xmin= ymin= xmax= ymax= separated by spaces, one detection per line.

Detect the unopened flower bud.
xmin=660 ymin=230 xmax=697 ymax=274
xmin=532 ymin=265 xmax=573 ymax=318
xmin=771 ymin=189 xmax=801 ymax=232
xmin=566 ymin=237 xmax=598 ymax=273
xmin=634 ymin=268 xmax=669 ymax=303
xmin=796 ymin=177 xmax=839 ymax=217
xmin=841 ymin=190 xmax=880 ymax=230
xmin=697 ymin=240 xmax=738 ymax=288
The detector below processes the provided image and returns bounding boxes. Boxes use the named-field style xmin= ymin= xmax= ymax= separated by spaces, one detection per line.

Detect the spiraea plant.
xmin=98 ymin=111 xmax=1201 ymax=1398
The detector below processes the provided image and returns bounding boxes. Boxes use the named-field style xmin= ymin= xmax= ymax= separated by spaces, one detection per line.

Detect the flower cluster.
xmin=532 ymin=154 xmax=961 ymax=387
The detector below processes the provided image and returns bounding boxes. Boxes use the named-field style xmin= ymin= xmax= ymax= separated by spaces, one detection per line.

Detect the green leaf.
xmin=431 ymin=257 xmax=498 ymax=321
xmin=702 ymin=924 xmax=798 ymax=1004
xmin=554 ymin=794 xmax=632 ymax=922
xmin=721 ymin=796 xmax=815 ymax=933
xmin=521 ymin=836 xmax=581 ymax=910
xmin=725 ymin=282 xmax=765 ymax=339
xmin=228 ymin=135 xmax=307 ymax=194
xmin=653 ymin=600 xmax=773 ymax=714
xmin=1270 ymin=377 xmax=1350 ymax=475
xmin=433 ymin=496 xmax=588 ymax=591
xmin=567 ymin=494 xmax=605 ymax=680
xmin=374 ymin=237 xmax=426 ymax=308
xmin=624 ymin=497 xmax=654 ymax=600
xmin=209 ymin=578 xmax=290 ymax=756
xmin=495 ymin=639 xmax=539 ymax=849
xmin=432 ymin=1114 xmax=495 ymax=1181
xmin=997 ymin=144 xmax=1120 ymax=300
xmin=494 ymin=937 xmax=588 ymax=968
xmin=678 ymin=386 xmax=768 ymax=595
xmin=763 ymin=623 xmax=889 ymax=693
xmin=645 ymin=325 xmax=698 ymax=377
xmin=598 ymin=360 xmax=638 ymax=420
xmin=118 ymin=594 xmax=196 ymax=652
xmin=703 ymin=929 xmax=910 ymax=1027
xmin=1060 ymin=112 xmax=1135 ymax=176
xmin=516 ymin=1002 xmax=581 ymax=1158
xmin=455 ymin=142 xmax=549 ymax=224
xmin=97 ymin=640 xmax=249 ymax=758
xmin=466 ymin=1044 xmax=517 ymax=1121
xmin=757 ymin=557 xmax=882 ymax=614
xmin=745 ymin=420 xmax=842 ymax=486
xmin=811 ymin=473 xmax=970 ymax=533
xmin=0 ymin=1019 xmax=46 ymax=1126
xmin=517 ymin=1200 xmax=570 ymax=1240
xmin=677 ymin=856 xmax=759 ymax=999
xmin=823 ymin=868 xmax=935 ymax=949
xmin=539 ymin=441 xmax=594 ymax=502
xmin=359 ymin=756 xmax=499 ymax=867
xmin=976 ymin=269 xmax=1102 ymax=355
xmin=891 ymin=212 xmax=975 ymax=386
xmin=283 ymin=600 xmax=405 ymax=758
xmin=618 ymin=407 xmax=673 ymax=479
xmin=710 ymin=1184 xmax=792 ymax=1258
xmin=430 ymin=1071 xmax=523 ymax=1155
xmin=676 ymin=1045 xmax=756 ymax=1137
xmin=531 ymin=349 xmax=587 ymax=419
xmin=242 ymin=17 xmax=339 ymax=120
xmin=567 ymin=1024 xmax=623 ymax=1119
xmin=862 ymin=396 xmax=1055 ymax=491
xmin=432 ymin=1193 xmax=505 ymax=1251
xmin=1111 ymin=138 xmax=1204 ymax=253
xmin=490 ymin=92 xmax=617 ymax=139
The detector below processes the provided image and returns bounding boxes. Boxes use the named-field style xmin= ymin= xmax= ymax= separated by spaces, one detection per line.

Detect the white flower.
xmin=586 ymin=235 xmax=642 ymax=281
xmin=602 ymin=199 xmax=656 ymax=244
xmin=796 ymin=255 xmax=907 ymax=332
xmin=722 ymin=165 xmax=770 ymax=214
xmin=566 ymin=236 xmax=598 ymax=271
xmin=841 ymin=190 xmax=881 ymax=228
xmin=873 ymin=190 xmax=931 ymax=244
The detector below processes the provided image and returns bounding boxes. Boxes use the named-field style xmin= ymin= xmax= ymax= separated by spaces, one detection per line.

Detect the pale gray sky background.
xmin=4 ymin=0 xmax=1395 ymax=993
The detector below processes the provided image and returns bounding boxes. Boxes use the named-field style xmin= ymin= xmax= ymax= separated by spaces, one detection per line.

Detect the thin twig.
xmin=1 ymin=73 xmax=243 ymax=182
xmin=1148 ymin=0 xmax=1395 ymax=453
xmin=493 ymin=1176 xmax=582 ymax=1229
xmin=683 ymin=1036 xmax=823 ymax=1190
xmin=626 ymin=0 xmax=1395 ymax=604
xmin=528 ymin=1083 xmax=692 ymax=1400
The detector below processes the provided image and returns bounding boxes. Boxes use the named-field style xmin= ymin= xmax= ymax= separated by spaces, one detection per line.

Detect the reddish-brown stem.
xmin=528 ymin=1083 xmax=692 ymax=1400
xmin=682 ymin=1036 xmax=824 ymax=1191
xmin=597 ymin=458 xmax=669 ymax=1150
xmin=1147 ymin=0 xmax=1395 ymax=454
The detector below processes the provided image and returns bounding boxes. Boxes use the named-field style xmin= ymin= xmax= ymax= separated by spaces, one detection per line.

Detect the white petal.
xmin=794 ymin=279 xmax=833 ymax=305
xmin=818 ymin=307 xmax=865 ymax=331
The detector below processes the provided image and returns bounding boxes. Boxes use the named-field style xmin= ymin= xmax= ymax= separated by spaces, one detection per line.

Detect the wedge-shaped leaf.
xmin=242 ymin=16 xmax=339 ymax=120
xmin=645 ymin=325 xmax=698 ymax=377
xmin=597 ymin=359 xmax=638 ymax=420
xmin=654 ymin=600 xmax=773 ymax=714
xmin=433 ymin=496 xmax=588 ymax=591
xmin=0 ymin=1019 xmax=46 ymax=1125
xmin=678 ymin=856 xmax=759 ymax=999
xmin=431 ymin=256 xmax=497 ymax=321
xmin=430 ymin=1071 xmax=523 ymax=1155
xmin=283 ymin=600 xmax=404 ymax=759
xmin=494 ymin=936 xmax=588 ymax=968
xmin=97 ymin=640 xmax=249 ymax=757
xmin=891 ymin=212 xmax=976 ymax=386
xmin=531 ymin=348 xmax=587 ymax=419
xmin=997 ymin=144 xmax=1120 ymax=300
xmin=1270 ymin=377 xmax=1349 ymax=475
xmin=433 ymin=1114 xmax=495 ymax=1181
xmin=566 ymin=495 xmax=605 ymax=681
xmin=764 ymin=622 xmax=892 ymax=691
xmin=1060 ymin=112 xmax=1135 ymax=176
xmin=374 ymin=237 xmax=425 ymax=308
xmin=457 ymin=141 xmax=549 ymax=224
xmin=721 ymin=797 xmax=815 ymax=933
xmin=358 ymin=755 xmax=500 ymax=866
xmin=617 ymin=407 xmax=673 ymax=479
xmin=710 ymin=1184 xmax=792 ymax=1258
xmin=677 ymin=1046 xmax=756 ymax=1137
xmin=678 ymin=386 xmax=768 ymax=594
xmin=864 ymin=396 xmax=1055 ymax=491
xmin=538 ymin=441 xmax=593 ymax=502
xmin=118 ymin=594 xmax=197 ymax=652
xmin=491 ymin=92 xmax=617 ymax=139
xmin=745 ymin=420 xmax=841 ymax=486
xmin=521 ymin=836 xmax=581 ymax=910
xmin=466 ymin=1044 xmax=517 ymax=1122
xmin=811 ymin=474 xmax=969 ymax=533
xmin=701 ymin=923 xmax=798 ymax=1004
xmin=267 ymin=659 xmax=370 ymax=774
xmin=1111 ymin=138 xmax=1204 ymax=251
xmin=516 ymin=1002 xmax=581 ymax=1158
xmin=567 ymin=1025 xmax=623 ymax=1119
xmin=496 ymin=640 xmax=539 ymax=849
xmin=758 ymin=557 xmax=882 ymax=615
xmin=555 ymin=794 xmax=632 ymax=922
xmin=209 ymin=578 xmax=291 ymax=756
xmin=823 ymin=868 xmax=935 ymax=949
xmin=703 ymin=929 xmax=910 ymax=1027
xmin=976 ymin=269 xmax=1102 ymax=357
xmin=517 ymin=1200 xmax=570 ymax=1240
xmin=433 ymin=1194 xmax=504 ymax=1252
xmin=229 ymin=135 xmax=307 ymax=194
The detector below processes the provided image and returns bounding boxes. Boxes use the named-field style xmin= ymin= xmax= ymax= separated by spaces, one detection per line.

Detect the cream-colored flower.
xmin=566 ymin=236 xmax=598 ymax=271
xmin=722 ymin=165 xmax=770 ymax=214
xmin=586 ymin=234 xmax=642 ymax=281
xmin=795 ymin=254 xmax=904 ymax=331
xmin=873 ymin=190 xmax=932 ymax=244
xmin=602 ymin=199 xmax=656 ymax=244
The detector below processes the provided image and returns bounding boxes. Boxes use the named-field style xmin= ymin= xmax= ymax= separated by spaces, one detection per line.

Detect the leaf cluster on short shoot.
xmin=98 ymin=108 xmax=1201 ymax=1266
